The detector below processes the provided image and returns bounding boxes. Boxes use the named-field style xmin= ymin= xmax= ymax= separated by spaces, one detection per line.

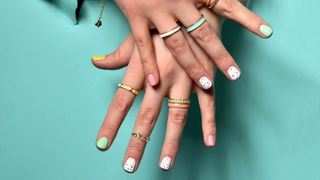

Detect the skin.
xmin=93 ymin=8 xmax=224 ymax=172
xmin=93 ymin=0 xmax=272 ymax=89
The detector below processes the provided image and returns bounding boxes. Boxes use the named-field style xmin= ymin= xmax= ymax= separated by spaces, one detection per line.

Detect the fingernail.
xmin=123 ymin=157 xmax=136 ymax=173
xmin=199 ymin=76 xmax=212 ymax=90
xmin=227 ymin=66 xmax=241 ymax=80
xmin=92 ymin=55 xmax=106 ymax=61
xmin=96 ymin=137 xmax=108 ymax=150
xmin=208 ymin=135 xmax=215 ymax=146
xmin=160 ymin=156 xmax=171 ymax=170
xmin=259 ymin=24 xmax=273 ymax=38
xmin=147 ymin=74 xmax=157 ymax=86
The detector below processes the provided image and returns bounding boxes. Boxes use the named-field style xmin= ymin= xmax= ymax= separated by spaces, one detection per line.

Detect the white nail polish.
xmin=227 ymin=66 xmax=241 ymax=80
xmin=160 ymin=156 xmax=171 ymax=170
xmin=199 ymin=76 xmax=212 ymax=89
xmin=123 ymin=157 xmax=136 ymax=173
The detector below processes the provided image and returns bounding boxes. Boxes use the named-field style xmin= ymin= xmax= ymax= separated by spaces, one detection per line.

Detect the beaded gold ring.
xmin=132 ymin=132 xmax=150 ymax=143
xmin=118 ymin=83 xmax=139 ymax=96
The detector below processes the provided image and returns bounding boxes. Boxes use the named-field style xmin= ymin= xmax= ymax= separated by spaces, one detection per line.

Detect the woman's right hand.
xmin=93 ymin=0 xmax=272 ymax=89
xmin=93 ymin=8 xmax=221 ymax=173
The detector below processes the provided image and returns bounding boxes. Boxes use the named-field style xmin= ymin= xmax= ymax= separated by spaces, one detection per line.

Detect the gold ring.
xmin=168 ymin=98 xmax=190 ymax=109
xmin=132 ymin=132 xmax=150 ymax=143
xmin=168 ymin=98 xmax=191 ymax=104
xmin=118 ymin=83 xmax=139 ymax=96
xmin=206 ymin=0 xmax=219 ymax=8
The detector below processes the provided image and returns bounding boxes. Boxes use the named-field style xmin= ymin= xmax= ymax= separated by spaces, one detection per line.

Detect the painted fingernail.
xmin=208 ymin=135 xmax=215 ymax=146
xmin=96 ymin=137 xmax=108 ymax=150
xmin=227 ymin=66 xmax=241 ymax=80
xmin=160 ymin=156 xmax=171 ymax=170
xmin=199 ymin=76 xmax=212 ymax=90
xmin=259 ymin=24 xmax=273 ymax=38
xmin=123 ymin=157 xmax=136 ymax=173
xmin=147 ymin=74 xmax=157 ymax=86
xmin=92 ymin=55 xmax=106 ymax=61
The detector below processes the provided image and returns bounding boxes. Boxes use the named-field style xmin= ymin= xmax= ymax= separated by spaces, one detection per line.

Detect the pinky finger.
xmin=195 ymin=86 xmax=216 ymax=147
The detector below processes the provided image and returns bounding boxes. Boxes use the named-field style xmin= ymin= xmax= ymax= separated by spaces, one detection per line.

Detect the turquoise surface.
xmin=1 ymin=0 xmax=320 ymax=180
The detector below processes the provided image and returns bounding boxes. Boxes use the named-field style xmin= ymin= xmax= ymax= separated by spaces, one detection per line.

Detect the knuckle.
xmin=128 ymin=140 xmax=144 ymax=153
xmin=215 ymin=54 xmax=232 ymax=69
xmin=169 ymin=110 xmax=187 ymax=125
xmin=112 ymin=91 xmax=131 ymax=113
xmin=185 ymin=63 xmax=202 ymax=79
xmin=193 ymin=23 xmax=214 ymax=44
xmin=165 ymin=35 xmax=189 ymax=56
xmin=137 ymin=108 xmax=157 ymax=127
xmin=219 ymin=0 xmax=239 ymax=15
xmin=164 ymin=141 xmax=179 ymax=153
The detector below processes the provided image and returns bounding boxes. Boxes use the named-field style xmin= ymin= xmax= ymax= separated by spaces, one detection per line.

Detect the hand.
xmin=93 ymin=8 xmax=222 ymax=172
xmin=92 ymin=0 xmax=272 ymax=89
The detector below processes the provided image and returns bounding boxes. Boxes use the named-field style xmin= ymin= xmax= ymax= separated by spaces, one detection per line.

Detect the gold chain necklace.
xmin=95 ymin=0 xmax=106 ymax=27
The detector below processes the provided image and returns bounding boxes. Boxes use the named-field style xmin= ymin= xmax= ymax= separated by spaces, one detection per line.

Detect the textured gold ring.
xmin=206 ymin=0 xmax=219 ymax=8
xmin=168 ymin=98 xmax=191 ymax=104
xmin=132 ymin=132 xmax=150 ymax=143
xmin=118 ymin=83 xmax=139 ymax=96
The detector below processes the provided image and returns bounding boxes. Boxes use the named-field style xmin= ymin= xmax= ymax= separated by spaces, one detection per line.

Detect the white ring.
xmin=159 ymin=26 xmax=181 ymax=38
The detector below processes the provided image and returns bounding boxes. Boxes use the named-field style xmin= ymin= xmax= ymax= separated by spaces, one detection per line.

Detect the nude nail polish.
xmin=199 ymin=76 xmax=212 ymax=89
xmin=259 ymin=24 xmax=273 ymax=38
xmin=92 ymin=55 xmax=106 ymax=61
xmin=227 ymin=66 xmax=241 ymax=80
xmin=147 ymin=74 xmax=157 ymax=86
xmin=160 ymin=156 xmax=171 ymax=170
xmin=123 ymin=157 xmax=136 ymax=173
xmin=208 ymin=135 xmax=215 ymax=146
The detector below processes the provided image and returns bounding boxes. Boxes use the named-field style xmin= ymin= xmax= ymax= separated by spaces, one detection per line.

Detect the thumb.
xmin=91 ymin=33 xmax=134 ymax=70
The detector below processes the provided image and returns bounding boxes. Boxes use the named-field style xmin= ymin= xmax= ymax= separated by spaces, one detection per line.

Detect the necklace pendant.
xmin=95 ymin=20 xmax=102 ymax=27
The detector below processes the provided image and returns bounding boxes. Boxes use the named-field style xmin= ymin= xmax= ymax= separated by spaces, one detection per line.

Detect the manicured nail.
xmin=96 ymin=137 xmax=108 ymax=150
xmin=160 ymin=156 xmax=171 ymax=170
xmin=123 ymin=157 xmax=136 ymax=173
xmin=208 ymin=135 xmax=215 ymax=146
xmin=259 ymin=24 xmax=273 ymax=38
xmin=92 ymin=55 xmax=106 ymax=61
xmin=199 ymin=76 xmax=212 ymax=90
xmin=227 ymin=66 xmax=241 ymax=80
xmin=147 ymin=74 xmax=157 ymax=86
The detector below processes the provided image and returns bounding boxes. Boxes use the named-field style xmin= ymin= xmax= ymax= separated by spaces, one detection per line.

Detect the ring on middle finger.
xmin=159 ymin=25 xmax=181 ymax=38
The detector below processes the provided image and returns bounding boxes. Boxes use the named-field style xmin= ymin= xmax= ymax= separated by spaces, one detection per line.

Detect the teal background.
xmin=1 ymin=0 xmax=320 ymax=180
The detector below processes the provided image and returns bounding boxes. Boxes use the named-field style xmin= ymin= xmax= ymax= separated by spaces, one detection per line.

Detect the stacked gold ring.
xmin=118 ymin=83 xmax=139 ymax=96
xmin=132 ymin=132 xmax=150 ymax=143
xmin=206 ymin=0 xmax=219 ymax=8
xmin=168 ymin=98 xmax=191 ymax=109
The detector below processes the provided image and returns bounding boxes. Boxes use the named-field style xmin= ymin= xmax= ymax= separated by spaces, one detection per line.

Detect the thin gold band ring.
xmin=206 ymin=0 xmax=219 ymax=8
xmin=118 ymin=83 xmax=139 ymax=96
xmin=132 ymin=132 xmax=150 ymax=143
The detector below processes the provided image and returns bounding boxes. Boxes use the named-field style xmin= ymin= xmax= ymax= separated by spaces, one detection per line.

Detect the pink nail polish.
xmin=208 ymin=135 xmax=215 ymax=146
xmin=147 ymin=74 xmax=157 ymax=86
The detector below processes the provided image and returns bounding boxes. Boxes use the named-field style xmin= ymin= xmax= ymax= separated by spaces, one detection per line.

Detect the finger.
xmin=91 ymin=33 xmax=135 ymax=69
xmin=175 ymin=5 xmax=241 ymax=81
xmin=130 ymin=18 xmax=160 ymax=87
xmin=196 ymin=86 xmax=216 ymax=147
xmin=123 ymin=86 xmax=165 ymax=173
xmin=96 ymin=47 xmax=144 ymax=151
xmin=212 ymin=0 xmax=273 ymax=38
xmin=159 ymin=78 xmax=192 ymax=171
xmin=151 ymin=13 xmax=213 ymax=90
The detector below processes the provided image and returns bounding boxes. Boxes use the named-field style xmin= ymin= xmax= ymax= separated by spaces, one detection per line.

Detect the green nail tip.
xmin=260 ymin=24 xmax=273 ymax=37
xmin=96 ymin=137 xmax=108 ymax=150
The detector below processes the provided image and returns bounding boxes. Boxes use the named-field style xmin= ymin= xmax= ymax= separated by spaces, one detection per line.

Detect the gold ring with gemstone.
xmin=206 ymin=0 xmax=219 ymax=8
xmin=132 ymin=132 xmax=150 ymax=143
xmin=118 ymin=83 xmax=139 ymax=96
